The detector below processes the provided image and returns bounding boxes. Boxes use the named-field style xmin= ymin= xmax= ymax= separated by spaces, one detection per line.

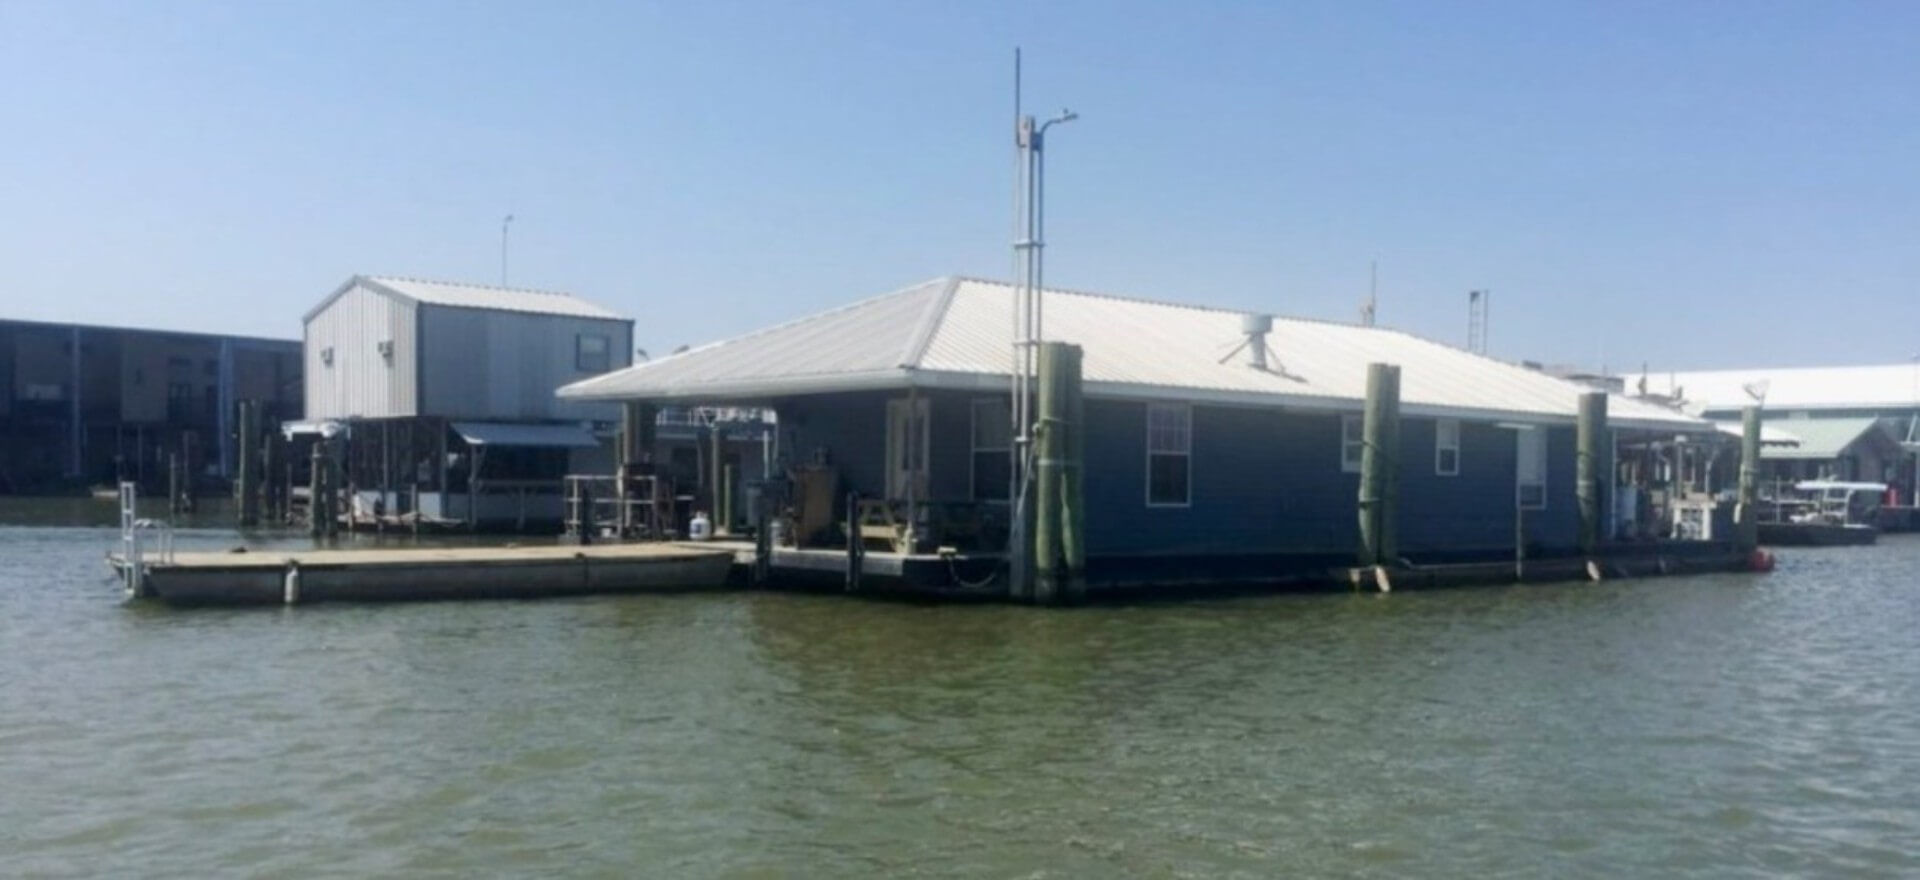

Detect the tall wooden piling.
xmin=1736 ymin=405 xmax=1761 ymax=552
xmin=1060 ymin=344 xmax=1087 ymax=602
xmin=1576 ymin=392 xmax=1608 ymax=558
xmin=721 ymin=463 xmax=737 ymax=536
xmin=309 ymin=440 xmax=333 ymax=538
xmin=1033 ymin=343 xmax=1065 ymax=603
xmin=1357 ymin=363 xmax=1402 ymax=569
xmin=167 ymin=452 xmax=183 ymax=517
xmin=262 ymin=429 xmax=281 ymax=524
xmin=236 ymin=400 xmax=260 ymax=528
xmin=1029 ymin=342 xmax=1087 ymax=604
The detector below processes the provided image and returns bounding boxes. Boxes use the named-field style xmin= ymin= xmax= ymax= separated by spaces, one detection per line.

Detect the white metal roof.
xmin=1641 ymin=364 xmax=1920 ymax=414
xmin=559 ymin=276 xmax=1706 ymax=430
xmin=305 ymin=276 xmax=625 ymax=322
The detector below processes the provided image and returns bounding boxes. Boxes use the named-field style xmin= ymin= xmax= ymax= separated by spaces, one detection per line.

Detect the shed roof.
xmin=1727 ymin=416 xmax=1900 ymax=461
xmin=559 ymin=276 xmax=1706 ymax=430
xmin=304 ymin=276 xmax=625 ymax=322
xmin=1643 ymin=364 xmax=1920 ymax=414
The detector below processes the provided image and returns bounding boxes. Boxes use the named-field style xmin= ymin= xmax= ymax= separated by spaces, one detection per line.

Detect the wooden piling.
xmin=1033 ymin=342 xmax=1065 ymax=604
xmin=1380 ymin=365 xmax=1401 ymax=566
xmin=236 ymin=400 xmax=260 ymax=528
xmin=1736 ymin=405 xmax=1761 ymax=552
xmin=262 ymin=429 xmax=281 ymax=524
xmin=844 ymin=491 xmax=864 ymax=592
xmin=721 ymin=463 xmax=737 ymax=536
xmin=167 ymin=452 xmax=183 ymax=517
xmin=309 ymin=439 xmax=337 ymax=538
xmin=1357 ymin=363 xmax=1401 ymax=568
xmin=1576 ymin=391 xmax=1608 ymax=558
xmin=1060 ymin=344 xmax=1087 ymax=603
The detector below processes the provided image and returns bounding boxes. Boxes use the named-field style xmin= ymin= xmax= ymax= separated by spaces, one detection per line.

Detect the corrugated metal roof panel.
xmin=559 ymin=275 xmax=1704 ymax=429
xmin=1721 ymin=416 xmax=1895 ymax=460
xmin=559 ymin=278 xmax=952 ymax=400
xmin=1647 ymin=365 xmax=1920 ymax=413
xmin=365 ymin=276 xmax=624 ymax=321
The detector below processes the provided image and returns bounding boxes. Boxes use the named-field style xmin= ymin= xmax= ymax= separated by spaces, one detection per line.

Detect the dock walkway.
xmin=114 ymin=543 xmax=735 ymax=605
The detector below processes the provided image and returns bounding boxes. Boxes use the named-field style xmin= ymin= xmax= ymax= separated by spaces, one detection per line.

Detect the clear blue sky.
xmin=2 ymin=0 xmax=1915 ymax=370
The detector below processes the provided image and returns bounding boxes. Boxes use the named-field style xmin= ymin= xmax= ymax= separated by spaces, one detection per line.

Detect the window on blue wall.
xmin=1341 ymin=414 xmax=1364 ymax=473
xmin=971 ymin=400 xmax=1010 ymax=502
xmin=576 ymin=334 xmax=611 ymax=372
xmin=1517 ymin=427 xmax=1547 ymax=509
xmin=1436 ymin=419 xmax=1461 ymax=476
xmin=1147 ymin=403 xmax=1191 ymax=506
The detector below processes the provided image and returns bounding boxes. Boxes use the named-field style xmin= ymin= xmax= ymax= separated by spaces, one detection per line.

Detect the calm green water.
xmin=3 ymin=519 xmax=1919 ymax=878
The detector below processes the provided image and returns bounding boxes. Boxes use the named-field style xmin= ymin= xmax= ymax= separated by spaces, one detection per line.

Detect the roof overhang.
xmin=559 ymin=367 xmax=1707 ymax=433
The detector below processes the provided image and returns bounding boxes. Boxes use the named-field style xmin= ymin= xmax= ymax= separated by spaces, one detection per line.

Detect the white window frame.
xmin=1516 ymin=427 xmax=1548 ymax=510
xmin=1435 ymin=418 xmax=1461 ymax=476
xmin=1341 ymin=414 xmax=1364 ymax=474
xmin=969 ymin=398 xmax=1011 ymax=503
xmin=575 ymin=333 xmax=611 ymax=373
xmin=1145 ymin=403 xmax=1192 ymax=508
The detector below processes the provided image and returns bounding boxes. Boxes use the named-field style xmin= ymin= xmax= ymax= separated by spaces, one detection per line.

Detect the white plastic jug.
xmin=689 ymin=512 xmax=713 ymax=541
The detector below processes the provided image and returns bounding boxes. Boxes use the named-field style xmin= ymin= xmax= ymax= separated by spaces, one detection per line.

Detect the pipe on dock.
xmin=1576 ymin=391 xmax=1608 ymax=559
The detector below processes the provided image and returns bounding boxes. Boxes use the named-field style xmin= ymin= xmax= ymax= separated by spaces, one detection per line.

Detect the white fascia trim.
xmin=558 ymin=366 xmax=1711 ymax=433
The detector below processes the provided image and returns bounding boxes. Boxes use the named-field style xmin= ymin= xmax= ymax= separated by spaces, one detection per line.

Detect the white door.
xmin=886 ymin=397 xmax=930 ymax=501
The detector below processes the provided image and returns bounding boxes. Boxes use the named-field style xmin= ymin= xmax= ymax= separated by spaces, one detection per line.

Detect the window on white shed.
xmin=1341 ymin=414 xmax=1364 ymax=473
xmin=1517 ymin=427 xmax=1547 ymax=509
xmin=1147 ymin=403 xmax=1191 ymax=506
xmin=1435 ymin=419 xmax=1461 ymax=476
xmin=576 ymin=334 xmax=611 ymax=372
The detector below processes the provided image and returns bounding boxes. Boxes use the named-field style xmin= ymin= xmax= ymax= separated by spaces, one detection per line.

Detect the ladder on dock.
xmin=116 ymin=481 xmax=175 ymax=598
xmin=564 ymin=474 xmax=668 ymax=540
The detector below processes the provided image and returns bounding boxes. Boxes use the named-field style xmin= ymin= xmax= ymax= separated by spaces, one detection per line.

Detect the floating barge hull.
xmin=115 ymin=544 xmax=735 ymax=605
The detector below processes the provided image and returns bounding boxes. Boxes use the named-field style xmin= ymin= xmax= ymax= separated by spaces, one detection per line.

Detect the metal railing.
xmin=117 ymin=481 xmax=175 ymax=598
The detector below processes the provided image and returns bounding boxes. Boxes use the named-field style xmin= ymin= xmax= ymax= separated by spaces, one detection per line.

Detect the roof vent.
xmin=1241 ymin=313 xmax=1273 ymax=370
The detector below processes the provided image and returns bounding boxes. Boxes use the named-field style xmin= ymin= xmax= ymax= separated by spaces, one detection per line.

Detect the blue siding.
xmin=1082 ymin=400 xmax=1583 ymax=558
xmin=773 ymin=391 xmax=1585 ymax=561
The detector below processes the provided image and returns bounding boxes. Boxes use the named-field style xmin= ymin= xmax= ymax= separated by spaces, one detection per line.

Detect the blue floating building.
xmin=560 ymin=277 xmax=1713 ymax=590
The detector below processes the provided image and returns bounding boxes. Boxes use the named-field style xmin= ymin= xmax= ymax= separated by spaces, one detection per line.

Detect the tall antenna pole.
xmin=500 ymin=214 xmax=515 ymax=286
xmin=1007 ymin=50 xmax=1076 ymax=597
xmin=1467 ymin=289 xmax=1490 ymax=354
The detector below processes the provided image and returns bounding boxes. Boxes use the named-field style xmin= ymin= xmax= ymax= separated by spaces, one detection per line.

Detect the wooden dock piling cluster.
xmin=1028 ymin=341 xmax=1087 ymax=603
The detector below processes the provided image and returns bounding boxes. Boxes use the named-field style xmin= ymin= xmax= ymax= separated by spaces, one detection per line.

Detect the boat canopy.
xmin=1793 ymin=480 xmax=1889 ymax=494
xmin=451 ymin=421 xmax=600 ymax=449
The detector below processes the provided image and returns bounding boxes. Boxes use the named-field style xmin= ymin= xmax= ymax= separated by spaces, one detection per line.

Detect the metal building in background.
xmin=0 ymin=317 xmax=300 ymax=494
xmin=295 ymin=275 xmax=633 ymax=530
